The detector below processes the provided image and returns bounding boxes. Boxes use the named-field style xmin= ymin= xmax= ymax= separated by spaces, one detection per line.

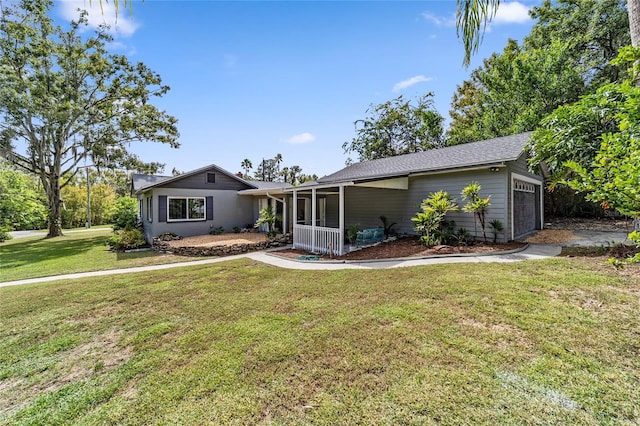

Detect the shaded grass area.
xmin=1 ymin=258 xmax=639 ymax=424
xmin=0 ymin=230 xmax=188 ymax=282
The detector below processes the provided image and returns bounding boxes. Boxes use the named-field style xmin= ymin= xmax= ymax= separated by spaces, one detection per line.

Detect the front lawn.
xmin=1 ymin=258 xmax=638 ymax=424
xmin=0 ymin=229 xmax=188 ymax=282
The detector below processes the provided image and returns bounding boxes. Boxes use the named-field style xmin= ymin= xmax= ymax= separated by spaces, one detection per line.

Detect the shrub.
xmin=110 ymin=197 xmax=139 ymax=231
xmin=233 ymin=226 xmax=241 ymax=233
xmin=489 ymin=219 xmax=504 ymax=243
xmin=454 ymin=227 xmax=472 ymax=245
xmin=412 ymin=190 xmax=458 ymax=246
xmin=347 ymin=224 xmax=361 ymax=245
xmin=107 ymin=228 xmax=146 ymax=251
xmin=209 ymin=226 xmax=224 ymax=235
xmin=0 ymin=225 xmax=12 ymax=243
xmin=379 ymin=216 xmax=397 ymax=238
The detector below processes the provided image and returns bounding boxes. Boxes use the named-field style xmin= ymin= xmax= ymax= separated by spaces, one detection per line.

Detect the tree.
xmin=457 ymin=0 xmax=638 ymax=66
xmin=343 ymin=94 xmax=444 ymax=162
xmin=449 ymin=0 xmax=629 ymax=146
xmin=526 ymin=0 xmax=630 ymax=88
xmin=448 ymin=39 xmax=584 ymax=145
xmin=0 ymin=0 xmax=179 ymax=237
xmin=536 ymin=47 xmax=640 ymax=219
xmin=288 ymin=165 xmax=303 ymax=185
xmin=240 ymin=158 xmax=253 ymax=179
xmin=0 ymin=160 xmax=47 ymax=231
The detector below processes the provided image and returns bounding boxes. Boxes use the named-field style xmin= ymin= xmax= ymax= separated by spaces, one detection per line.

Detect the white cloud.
xmin=393 ymin=75 xmax=432 ymax=92
xmin=493 ymin=2 xmax=531 ymax=24
xmin=286 ymin=132 xmax=315 ymax=145
xmin=421 ymin=12 xmax=455 ymax=27
xmin=59 ymin=1 xmax=139 ymax=37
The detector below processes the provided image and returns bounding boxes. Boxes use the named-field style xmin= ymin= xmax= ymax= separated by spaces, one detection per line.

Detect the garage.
xmin=513 ymin=178 xmax=541 ymax=239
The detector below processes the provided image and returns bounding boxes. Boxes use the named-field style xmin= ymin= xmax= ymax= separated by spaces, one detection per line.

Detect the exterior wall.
xmin=140 ymin=188 xmax=254 ymax=242
xmin=160 ymin=168 xmax=252 ymax=191
xmin=344 ymin=168 xmax=511 ymax=242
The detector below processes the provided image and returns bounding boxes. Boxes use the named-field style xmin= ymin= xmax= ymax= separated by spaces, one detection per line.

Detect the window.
xmin=168 ymin=197 xmax=206 ymax=221
xmin=206 ymin=172 xmax=216 ymax=184
xmin=138 ymin=199 xmax=143 ymax=221
xmin=146 ymin=197 xmax=152 ymax=222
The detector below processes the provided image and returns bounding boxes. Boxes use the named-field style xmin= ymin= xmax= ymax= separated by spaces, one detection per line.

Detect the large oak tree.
xmin=0 ymin=0 xmax=179 ymax=237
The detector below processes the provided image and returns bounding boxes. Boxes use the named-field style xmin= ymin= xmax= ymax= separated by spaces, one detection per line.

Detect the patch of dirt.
xmin=166 ymin=232 xmax=267 ymax=248
xmin=524 ymin=229 xmax=578 ymax=244
xmin=273 ymin=237 xmax=526 ymax=261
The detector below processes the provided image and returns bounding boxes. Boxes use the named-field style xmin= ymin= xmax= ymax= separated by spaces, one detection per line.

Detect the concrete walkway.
xmin=0 ymin=243 xmax=561 ymax=288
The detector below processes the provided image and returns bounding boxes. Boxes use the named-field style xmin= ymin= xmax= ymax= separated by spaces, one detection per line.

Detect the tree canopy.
xmin=448 ymin=0 xmax=629 ymax=146
xmin=0 ymin=0 xmax=179 ymax=237
xmin=343 ymin=94 xmax=444 ymax=162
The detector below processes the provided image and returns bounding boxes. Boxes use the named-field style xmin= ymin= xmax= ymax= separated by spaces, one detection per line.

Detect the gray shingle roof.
xmin=318 ymin=132 xmax=532 ymax=184
xmin=249 ymin=181 xmax=294 ymax=190
xmin=132 ymin=174 xmax=173 ymax=192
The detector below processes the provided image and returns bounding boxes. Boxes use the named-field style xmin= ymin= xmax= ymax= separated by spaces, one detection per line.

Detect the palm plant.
xmin=255 ymin=204 xmax=281 ymax=238
xmin=461 ymin=181 xmax=491 ymax=242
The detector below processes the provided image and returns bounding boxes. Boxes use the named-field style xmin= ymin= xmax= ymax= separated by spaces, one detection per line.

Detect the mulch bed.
xmin=272 ymin=237 xmax=526 ymax=261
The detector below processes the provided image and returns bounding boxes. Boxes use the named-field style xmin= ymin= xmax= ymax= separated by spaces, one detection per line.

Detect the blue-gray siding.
xmin=343 ymin=169 xmax=510 ymax=242
xmin=138 ymin=188 xmax=254 ymax=242
xmin=158 ymin=168 xmax=253 ymax=191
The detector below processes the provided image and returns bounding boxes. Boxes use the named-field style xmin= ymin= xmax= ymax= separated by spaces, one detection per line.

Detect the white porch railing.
xmin=294 ymin=224 xmax=343 ymax=255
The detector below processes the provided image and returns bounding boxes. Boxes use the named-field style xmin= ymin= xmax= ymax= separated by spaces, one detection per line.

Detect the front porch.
xmin=291 ymin=183 xmax=347 ymax=255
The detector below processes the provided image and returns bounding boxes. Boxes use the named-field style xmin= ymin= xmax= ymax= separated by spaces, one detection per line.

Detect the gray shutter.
xmin=206 ymin=196 xmax=213 ymax=220
xmin=158 ymin=196 xmax=167 ymax=222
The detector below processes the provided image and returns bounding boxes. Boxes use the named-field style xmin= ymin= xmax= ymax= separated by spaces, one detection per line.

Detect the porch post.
xmin=339 ymin=185 xmax=344 ymax=255
xmin=283 ymin=196 xmax=288 ymax=234
xmin=292 ymin=190 xmax=298 ymax=248
xmin=311 ymin=188 xmax=317 ymax=252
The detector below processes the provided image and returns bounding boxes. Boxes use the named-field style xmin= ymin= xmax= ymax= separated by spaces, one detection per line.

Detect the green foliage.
xmin=450 ymin=0 xmax=628 ymax=146
xmin=255 ymin=204 xmax=281 ymax=236
xmin=343 ymin=94 xmax=444 ymax=162
xmin=0 ymin=161 xmax=47 ymax=231
xmin=448 ymin=39 xmax=583 ymax=145
xmin=233 ymin=226 xmax=241 ymax=234
xmin=528 ymin=83 xmax=626 ymax=185
xmin=110 ymin=197 xmax=139 ymax=231
xmin=107 ymin=228 xmax=146 ymax=251
xmin=540 ymin=47 xmax=640 ymax=222
xmin=489 ymin=219 xmax=504 ymax=243
xmin=379 ymin=216 xmax=397 ymax=239
xmin=461 ymin=182 xmax=491 ymax=242
xmin=347 ymin=224 xmax=361 ymax=245
xmin=0 ymin=225 xmax=11 ymax=242
xmin=0 ymin=1 xmax=179 ymax=237
xmin=412 ymin=190 xmax=458 ymax=246
xmin=209 ymin=226 xmax=225 ymax=235
xmin=453 ymin=227 xmax=472 ymax=245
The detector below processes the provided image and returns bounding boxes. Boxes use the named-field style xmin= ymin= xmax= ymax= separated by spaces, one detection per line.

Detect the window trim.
xmin=167 ymin=196 xmax=207 ymax=222
xmin=146 ymin=196 xmax=153 ymax=222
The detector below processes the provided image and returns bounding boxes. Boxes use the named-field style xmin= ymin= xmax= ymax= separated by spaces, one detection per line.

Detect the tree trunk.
xmin=629 ymin=0 xmax=640 ymax=47
xmin=45 ymin=174 xmax=64 ymax=238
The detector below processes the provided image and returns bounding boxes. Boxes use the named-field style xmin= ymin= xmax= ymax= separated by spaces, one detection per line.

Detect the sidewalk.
xmin=0 ymin=243 xmax=561 ymax=288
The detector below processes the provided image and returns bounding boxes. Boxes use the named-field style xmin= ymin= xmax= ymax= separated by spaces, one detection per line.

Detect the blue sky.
xmin=56 ymin=0 xmax=538 ymax=178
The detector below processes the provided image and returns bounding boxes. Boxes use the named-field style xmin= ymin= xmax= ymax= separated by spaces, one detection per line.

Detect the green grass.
xmin=1 ymin=258 xmax=638 ymax=424
xmin=0 ymin=229 xmax=188 ymax=282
